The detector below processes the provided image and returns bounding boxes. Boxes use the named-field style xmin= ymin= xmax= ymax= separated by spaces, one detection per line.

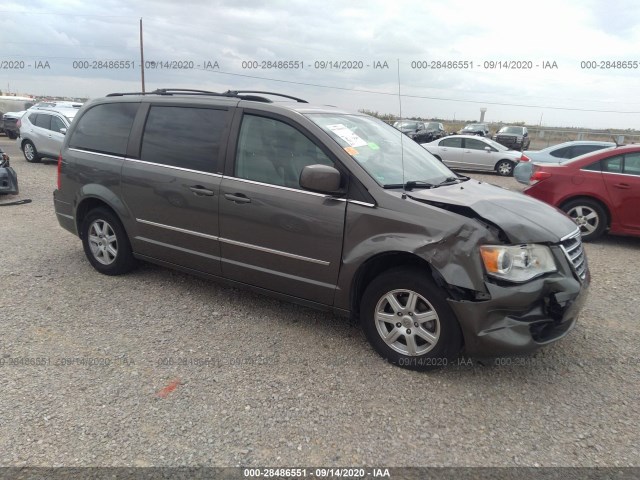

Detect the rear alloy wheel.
xmin=81 ymin=208 xmax=136 ymax=275
xmin=360 ymin=267 xmax=462 ymax=371
xmin=562 ymin=199 xmax=607 ymax=242
xmin=23 ymin=141 xmax=40 ymax=163
xmin=495 ymin=159 xmax=514 ymax=176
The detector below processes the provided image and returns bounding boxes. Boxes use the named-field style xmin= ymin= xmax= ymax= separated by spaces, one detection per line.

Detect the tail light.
xmin=57 ymin=153 xmax=62 ymax=190
xmin=529 ymin=168 xmax=552 ymax=185
xmin=520 ymin=154 xmax=530 ymax=162
xmin=16 ymin=119 xmax=21 ymax=128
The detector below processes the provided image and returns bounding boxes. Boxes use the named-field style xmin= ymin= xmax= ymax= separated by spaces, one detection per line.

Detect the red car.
xmin=524 ymin=145 xmax=640 ymax=241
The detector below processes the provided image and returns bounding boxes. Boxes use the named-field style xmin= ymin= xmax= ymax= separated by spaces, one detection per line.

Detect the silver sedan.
xmin=422 ymin=135 xmax=528 ymax=176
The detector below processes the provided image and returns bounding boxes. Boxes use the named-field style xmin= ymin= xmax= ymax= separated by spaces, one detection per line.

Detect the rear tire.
xmin=81 ymin=208 xmax=137 ymax=275
xmin=360 ymin=267 xmax=462 ymax=371
xmin=495 ymin=159 xmax=514 ymax=176
xmin=23 ymin=141 xmax=40 ymax=163
xmin=561 ymin=198 xmax=607 ymax=242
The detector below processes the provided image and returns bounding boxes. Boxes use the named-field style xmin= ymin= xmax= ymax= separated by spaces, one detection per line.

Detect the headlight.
xmin=480 ymin=244 xmax=556 ymax=282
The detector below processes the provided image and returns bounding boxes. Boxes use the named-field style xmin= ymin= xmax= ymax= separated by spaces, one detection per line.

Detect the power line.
xmin=196 ymin=68 xmax=640 ymax=114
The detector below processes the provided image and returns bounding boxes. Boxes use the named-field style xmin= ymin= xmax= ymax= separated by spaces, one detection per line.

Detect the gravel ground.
xmin=1 ymin=136 xmax=639 ymax=467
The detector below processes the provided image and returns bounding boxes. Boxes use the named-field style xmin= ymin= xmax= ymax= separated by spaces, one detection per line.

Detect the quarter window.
xmin=235 ymin=115 xmax=334 ymax=188
xmin=141 ymin=106 xmax=227 ymax=173
xmin=69 ymin=103 xmax=138 ymax=156
xmin=550 ymin=146 xmax=572 ymax=158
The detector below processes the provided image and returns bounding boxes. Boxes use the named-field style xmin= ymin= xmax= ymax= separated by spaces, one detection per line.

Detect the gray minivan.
xmin=53 ymin=89 xmax=589 ymax=370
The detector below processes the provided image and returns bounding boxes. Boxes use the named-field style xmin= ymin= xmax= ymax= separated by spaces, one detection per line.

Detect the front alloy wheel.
xmin=360 ymin=267 xmax=462 ymax=370
xmin=375 ymin=289 xmax=440 ymax=356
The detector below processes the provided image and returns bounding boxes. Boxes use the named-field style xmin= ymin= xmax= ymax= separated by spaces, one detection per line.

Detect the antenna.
xmin=397 ymin=59 xmax=406 ymax=198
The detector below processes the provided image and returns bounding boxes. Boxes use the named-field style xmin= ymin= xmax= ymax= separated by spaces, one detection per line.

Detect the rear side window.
xmin=70 ymin=103 xmax=138 ymax=156
xmin=571 ymin=145 xmax=607 ymax=157
xmin=140 ymin=106 xmax=227 ymax=173
xmin=602 ymin=156 xmax=623 ymax=173
xmin=28 ymin=113 xmax=39 ymax=125
xmin=550 ymin=146 xmax=572 ymax=158
xmin=35 ymin=114 xmax=51 ymax=129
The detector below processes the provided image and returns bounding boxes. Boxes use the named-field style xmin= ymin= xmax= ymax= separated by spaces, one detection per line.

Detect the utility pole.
xmin=139 ymin=18 xmax=146 ymax=93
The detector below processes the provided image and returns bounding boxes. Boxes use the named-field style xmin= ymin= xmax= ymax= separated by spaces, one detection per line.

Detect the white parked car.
xmin=422 ymin=135 xmax=530 ymax=176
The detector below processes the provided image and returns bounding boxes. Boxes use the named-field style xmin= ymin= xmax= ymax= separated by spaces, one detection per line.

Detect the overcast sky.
xmin=2 ymin=0 xmax=640 ymax=129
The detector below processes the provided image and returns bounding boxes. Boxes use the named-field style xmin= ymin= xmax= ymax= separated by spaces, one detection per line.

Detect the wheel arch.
xmin=75 ymin=192 xmax=132 ymax=239
xmin=350 ymin=251 xmax=450 ymax=321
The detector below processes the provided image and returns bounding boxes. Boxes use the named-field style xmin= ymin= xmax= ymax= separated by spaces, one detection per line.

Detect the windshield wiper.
xmin=383 ymin=180 xmax=434 ymax=190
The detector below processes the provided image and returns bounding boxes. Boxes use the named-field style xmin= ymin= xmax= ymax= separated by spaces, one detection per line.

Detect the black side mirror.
xmin=299 ymin=164 xmax=342 ymax=194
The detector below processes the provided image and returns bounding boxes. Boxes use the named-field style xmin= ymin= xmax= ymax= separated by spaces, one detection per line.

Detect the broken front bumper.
xmin=0 ymin=163 xmax=19 ymax=195
xmin=449 ymin=256 xmax=589 ymax=358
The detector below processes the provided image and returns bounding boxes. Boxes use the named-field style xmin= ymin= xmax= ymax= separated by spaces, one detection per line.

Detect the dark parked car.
xmin=493 ymin=126 xmax=530 ymax=150
xmin=54 ymin=88 xmax=589 ymax=370
xmin=0 ymin=147 xmax=19 ymax=195
xmin=524 ymin=145 xmax=640 ymax=241
xmin=392 ymin=120 xmax=438 ymax=143
xmin=2 ymin=111 xmax=24 ymax=139
xmin=459 ymin=123 xmax=489 ymax=136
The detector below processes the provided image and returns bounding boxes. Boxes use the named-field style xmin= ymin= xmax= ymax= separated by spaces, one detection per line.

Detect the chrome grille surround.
xmin=560 ymin=228 xmax=587 ymax=281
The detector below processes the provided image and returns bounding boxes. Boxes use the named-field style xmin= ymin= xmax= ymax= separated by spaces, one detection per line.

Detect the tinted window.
xmin=550 ymin=146 xmax=572 ymax=158
xmin=70 ymin=103 xmax=138 ymax=156
xmin=35 ymin=113 xmax=51 ymax=129
xmin=623 ymin=153 xmax=640 ymax=176
xmin=141 ymin=106 xmax=226 ymax=173
xmin=441 ymin=137 xmax=462 ymax=148
xmin=28 ymin=113 xmax=39 ymax=125
xmin=582 ymin=161 xmax=601 ymax=172
xmin=235 ymin=115 xmax=333 ymax=188
xmin=571 ymin=145 xmax=607 ymax=157
xmin=51 ymin=116 xmax=66 ymax=133
xmin=464 ymin=138 xmax=488 ymax=150
xmin=602 ymin=156 xmax=622 ymax=173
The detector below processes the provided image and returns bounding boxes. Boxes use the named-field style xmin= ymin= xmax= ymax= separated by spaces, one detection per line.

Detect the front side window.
xmin=308 ymin=113 xmax=454 ymax=187
xmin=141 ymin=106 xmax=227 ymax=173
xmin=441 ymin=137 xmax=463 ymax=148
xmin=623 ymin=153 xmax=640 ymax=175
xmin=464 ymin=138 xmax=488 ymax=151
xmin=51 ymin=116 xmax=66 ymax=133
xmin=69 ymin=102 xmax=138 ymax=156
xmin=235 ymin=115 xmax=334 ymax=188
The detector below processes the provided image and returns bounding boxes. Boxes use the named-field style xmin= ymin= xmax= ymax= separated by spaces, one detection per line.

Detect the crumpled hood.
xmin=407 ymin=180 xmax=577 ymax=243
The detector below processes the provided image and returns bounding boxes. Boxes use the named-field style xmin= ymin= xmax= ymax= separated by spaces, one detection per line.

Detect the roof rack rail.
xmin=223 ymin=90 xmax=308 ymax=103
xmin=106 ymin=89 xmax=308 ymax=103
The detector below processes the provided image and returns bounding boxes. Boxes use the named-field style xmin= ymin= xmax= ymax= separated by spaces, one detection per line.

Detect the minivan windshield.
xmin=307 ymin=114 xmax=456 ymax=187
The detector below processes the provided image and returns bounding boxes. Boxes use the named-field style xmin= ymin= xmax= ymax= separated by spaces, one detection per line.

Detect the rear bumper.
xmin=53 ymin=189 xmax=78 ymax=235
xmin=449 ymin=267 xmax=589 ymax=358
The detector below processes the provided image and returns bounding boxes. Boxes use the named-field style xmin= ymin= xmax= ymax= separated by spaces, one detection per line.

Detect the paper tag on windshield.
xmin=326 ymin=124 xmax=368 ymax=147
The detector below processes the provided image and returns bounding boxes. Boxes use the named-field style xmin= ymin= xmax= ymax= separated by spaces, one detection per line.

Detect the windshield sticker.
xmin=344 ymin=146 xmax=359 ymax=156
xmin=368 ymin=142 xmax=380 ymax=150
xmin=327 ymin=124 xmax=368 ymax=147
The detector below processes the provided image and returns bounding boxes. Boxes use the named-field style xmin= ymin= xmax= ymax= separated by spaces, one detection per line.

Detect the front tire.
xmin=22 ymin=141 xmax=40 ymax=163
xmin=360 ymin=267 xmax=462 ymax=371
xmin=495 ymin=159 xmax=514 ymax=176
xmin=81 ymin=208 xmax=136 ymax=275
xmin=561 ymin=198 xmax=607 ymax=242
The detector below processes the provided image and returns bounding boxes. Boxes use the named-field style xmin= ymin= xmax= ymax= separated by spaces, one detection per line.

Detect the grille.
xmin=560 ymin=229 xmax=587 ymax=281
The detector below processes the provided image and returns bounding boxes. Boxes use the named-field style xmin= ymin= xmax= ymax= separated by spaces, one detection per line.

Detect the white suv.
xmin=19 ymin=105 xmax=82 ymax=163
